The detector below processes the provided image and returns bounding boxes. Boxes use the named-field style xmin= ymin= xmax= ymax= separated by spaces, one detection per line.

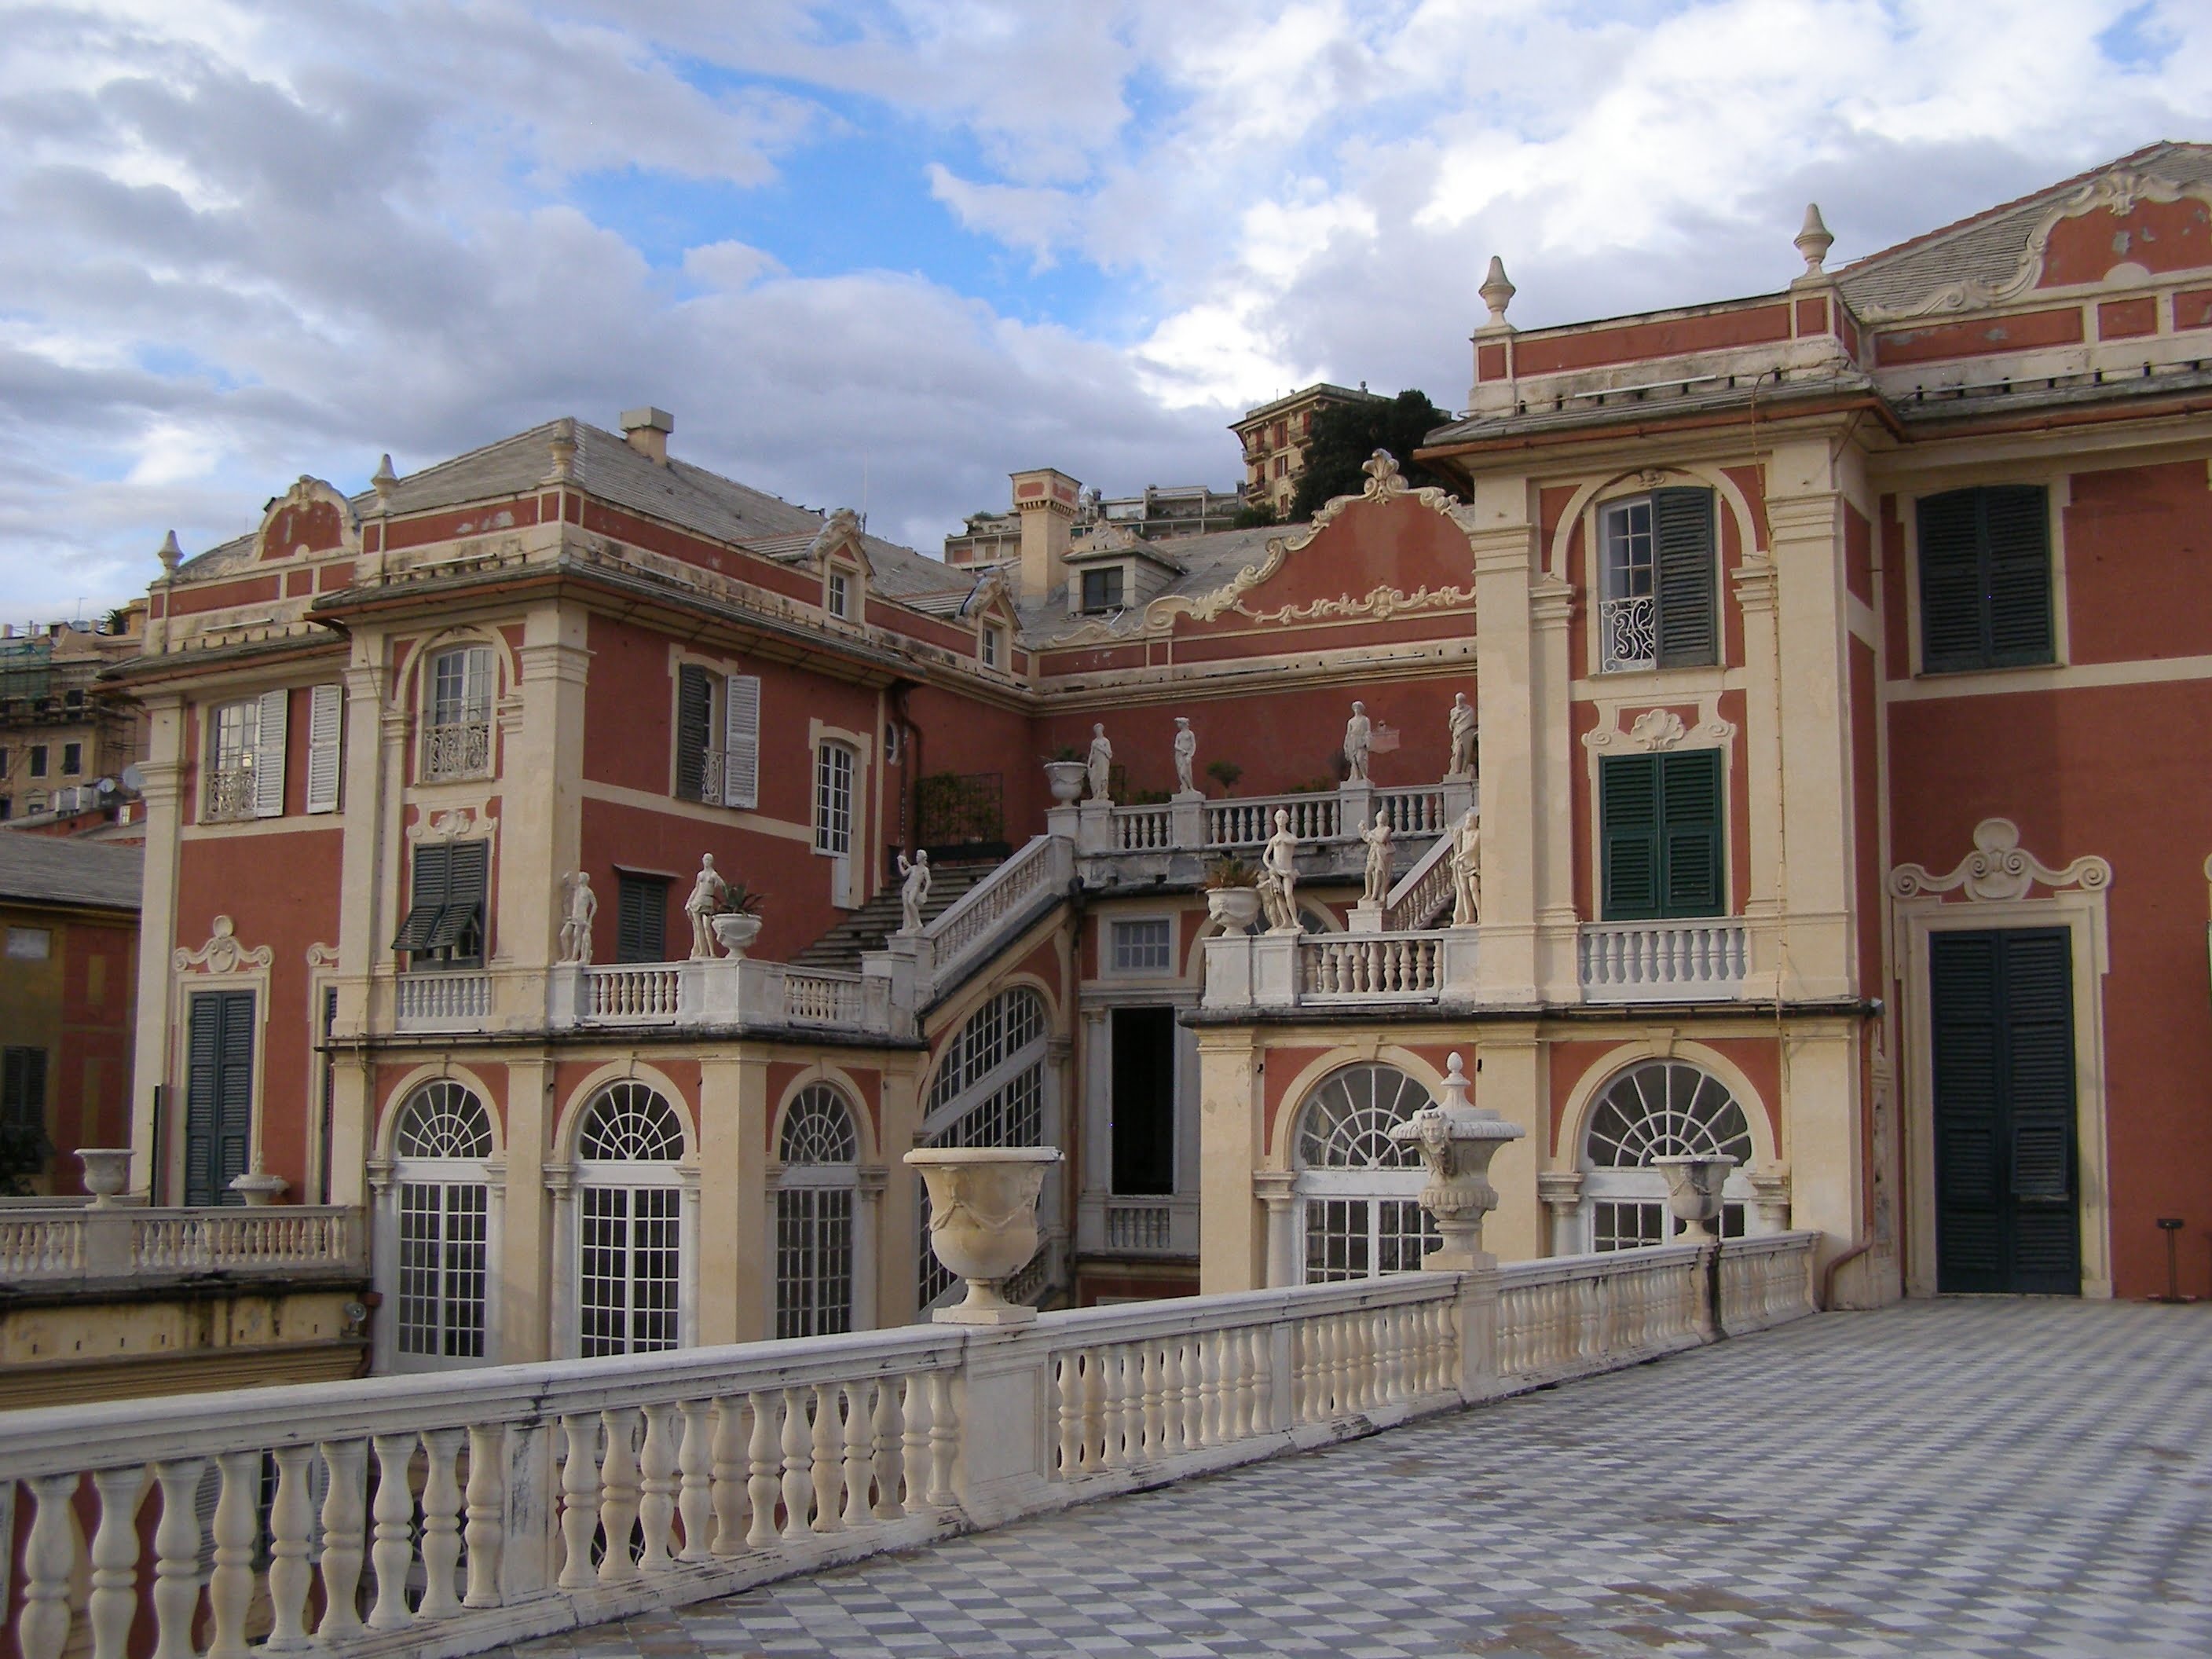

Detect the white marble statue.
xmin=1343 ymin=700 xmax=1372 ymax=784
xmin=685 ymin=853 xmax=730 ymax=959
xmin=1259 ymin=808 xmax=1301 ymax=932
xmin=1172 ymin=717 xmax=1197 ymax=795
xmin=1447 ymin=692 xmax=1477 ymax=778
xmin=558 ymin=871 xmax=596 ymax=965
xmin=1086 ymin=723 xmax=1113 ymax=802
xmin=1361 ymin=811 xmax=1393 ymax=906
xmin=1451 ymin=816 xmax=1482 ymax=928
xmin=896 ymin=848 xmax=932 ymax=935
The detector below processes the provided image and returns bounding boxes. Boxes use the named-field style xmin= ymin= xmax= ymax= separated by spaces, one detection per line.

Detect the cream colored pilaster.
xmin=731 ymin=1053 xmax=772 ymax=1341
xmin=874 ymin=1059 xmax=922 ymax=1325
xmin=497 ymin=1057 xmax=552 ymax=1362
xmin=127 ymin=696 xmax=184 ymax=1198
xmin=326 ymin=644 xmax=394 ymax=1207
xmin=1734 ymin=555 xmax=1783 ymax=936
xmin=500 ymin=611 xmax=590 ymax=991
xmin=364 ymin=652 xmax=410 ymax=1038
xmin=1767 ymin=440 xmax=1855 ymax=999
xmin=1196 ymin=1030 xmax=1265 ymax=1295
xmin=1529 ymin=577 xmax=1580 ymax=999
xmin=1781 ymin=1025 xmax=1862 ymax=1271
xmin=695 ymin=1054 xmax=747 ymax=1346
xmin=1468 ymin=475 xmax=1542 ymax=1004
xmin=1470 ymin=1025 xmax=1544 ymax=1262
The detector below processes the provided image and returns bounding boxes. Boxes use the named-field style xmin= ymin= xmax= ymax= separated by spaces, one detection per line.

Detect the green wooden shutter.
xmin=616 ymin=873 xmax=667 ymax=965
xmin=1983 ymin=485 xmax=2054 ymax=667
xmin=675 ymin=665 xmax=712 ymax=802
xmin=393 ymin=844 xmax=450 ymax=951
xmin=1653 ymin=487 xmax=1718 ymax=668
xmin=215 ymin=993 xmax=253 ymax=1203
xmin=1600 ymin=755 xmax=1660 ymax=921
xmin=1659 ymin=749 xmax=1724 ymax=917
xmin=1930 ymin=932 xmax=2003 ymax=1287
xmin=185 ymin=990 xmax=254 ymax=1207
xmin=427 ymin=840 xmax=489 ymax=961
xmin=2001 ymin=930 xmax=2077 ymax=1286
xmin=1917 ymin=490 xmax=1984 ymax=672
xmin=185 ymin=996 xmax=220 ymax=1206
xmin=2 ymin=1047 xmax=46 ymax=1133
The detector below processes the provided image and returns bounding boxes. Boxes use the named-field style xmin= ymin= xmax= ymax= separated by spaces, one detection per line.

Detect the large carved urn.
xmin=1042 ymin=760 xmax=1089 ymax=806
xmin=1653 ymin=1155 xmax=1737 ymax=1240
xmin=709 ymin=912 xmax=764 ymax=959
xmin=1386 ymin=1053 xmax=1525 ymax=1269
xmin=905 ymin=1147 xmax=1061 ymax=1324
xmin=75 ymin=1148 xmax=132 ymax=1208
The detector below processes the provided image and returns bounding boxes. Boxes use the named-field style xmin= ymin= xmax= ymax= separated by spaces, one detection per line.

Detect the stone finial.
xmin=544 ymin=419 xmax=577 ymax=485
xmin=156 ymin=530 xmax=181 ymax=577
xmin=1795 ymin=203 xmax=1834 ymax=277
xmin=370 ymin=453 xmax=398 ymax=507
xmin=1478 ymin=255 xmax=1516 ymax=329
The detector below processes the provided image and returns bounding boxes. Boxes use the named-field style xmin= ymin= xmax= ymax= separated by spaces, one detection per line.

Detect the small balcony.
xmin=1203 ymin=928 xmax=1473 ymax=1011
xmin=0 ymin=1203 xmax=365 ymax=1286
xmin=546 ymin=958 xmax=899 ymax=1037
xmin=1578 ymin=920 xmax=1749 ymax=1003
xmin=1599 ymin=593 xmax=1655 ymax=672
xmin=419 ymin=716 xmax=491 ymax=782
xmin=200 ymin=763 xmax=258 ymax=822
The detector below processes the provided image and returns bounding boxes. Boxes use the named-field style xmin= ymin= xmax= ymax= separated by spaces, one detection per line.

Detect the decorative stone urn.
xmin=709 ymin=912 xmax=764 ymax=959
xmin=1386 ymin=1053 xmax=1526 ymax=1269
xmin=75 ymin=1148 xmax=132 ymax=1208
xmin=1207 ymin=887 xmax=1262 ymax=931
xmin=1653 ymin=1155 xmax=1737 ymax=1239
xmin=229 ymin=1169 xmax=289 ymax=1207
xmin=905 ymin=1147 xmax=1060 ymax=1324
xmin=1042 ymin=759 xmax=1089 ymax=806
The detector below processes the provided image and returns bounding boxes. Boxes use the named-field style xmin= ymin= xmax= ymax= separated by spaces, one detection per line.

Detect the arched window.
xmin=391 ymin=1081 xmax=493 ymax=1368
xmin=1580 ymin=1060 xmax=1755 ymax=1250
xmin=575 ymin=1083 xmax=685 ymax=1357
xmin=421 ymin=643 xmax=494 ymax=782
xmin=775 ymin=1085 xmax=860 ymax=1339
xmin=1293 ymin=1064 xmax=1439 ymax=1283
xmin=917 ymin=987 xmax=1051 ymax=1308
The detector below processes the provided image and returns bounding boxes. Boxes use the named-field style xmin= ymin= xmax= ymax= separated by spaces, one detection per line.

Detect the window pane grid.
xmin=775 ymin=1187 xmax=854 ymax=1339
xmin=397 ymin=1181 xmax=487 ymax=1357
xmin=1111 ymin=918 xmax=1172 ymax=972
xmin=815 ymin=743 xmax=854 ymax=854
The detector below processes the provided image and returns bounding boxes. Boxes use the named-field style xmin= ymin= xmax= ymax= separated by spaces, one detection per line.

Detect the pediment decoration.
xmin=406 ymin=804 xmax=494 ymax=842
xmin=965 ymin=565 xmax=1017 ymax=623
xmin=806 ymin=507 xmax=868 ymax=571
xmin=1857 ymin=172 xmax=2212 ymax=321
xmin=255 ymin=475 xmax=361 ymax=562
xmin=1582 ymin=704 xmax=1734 ymax=754
xmin=175 ymin=915 xmax=273 ymax=976
xmin=1888 ymin=819 xmax=2111 ymax=902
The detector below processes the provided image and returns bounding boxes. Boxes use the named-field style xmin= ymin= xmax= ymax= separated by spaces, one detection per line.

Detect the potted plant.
xmin=1205 ymin=758 xmax=1243 ymax=795
xmin=709 ymin=882 xmax=767 ymax=958
xmin=1042 ymin=745 xmax=1088 ymax=805
xmin=1203 ymin=855 xmax=1263 ymax=930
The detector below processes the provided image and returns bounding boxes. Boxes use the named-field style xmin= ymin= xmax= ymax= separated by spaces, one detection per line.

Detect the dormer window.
xmin=826 ymin=569 xmax=850 ymax=619
xmin=981 ymin=624 xmax=1005 ymax=669
xmin=1081 ymin=567 xmax=1125 ymax=614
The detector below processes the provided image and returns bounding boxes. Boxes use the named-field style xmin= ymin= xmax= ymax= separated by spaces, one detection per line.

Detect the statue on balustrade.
xmin=1086 ymin=723 xmax=1113 ymax=802
xmin=896 ymin=848 xmax=932 ymax=935
xmin=1172 ymin=717 xmax=1197 ymax=796
xmin=1447 ymin=692 xmax=1478 ymax=778
xmin=685 ymin=854 xmax=729 ymax=958
xmin=1451 ymin=816 xmax=1482 ymax=928
xmin=558 ymin=870 xmax=597 ymax=965
xmin=1361 ymin=810 xmax=1393 ymax=906
xmin=1343 ymin=701 xmax=1372 ymax=784
xmin=1259 ymin=807 xmax=1302 ymax=932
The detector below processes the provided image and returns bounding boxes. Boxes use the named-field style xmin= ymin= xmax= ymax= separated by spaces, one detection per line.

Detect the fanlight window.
xmin=574 ymin=1082 xmax=686 ymax=1358
xmin=1580 ymin=1060 xmax=1754 ymax=1251
xmin=391 ymin=1082 xmax=493 ymax=1367
xmin=917 ymin=987 xmax=1052 ymax=1308
xmin=579 ymin=1084 xmax=685 ymax=1162
xmin=395 ymin=1080 xmax=493 ymax=1160
xmin=1293 ymin=1064 xmax=1439 ymax=1284
xmin=777 ymin=1085 xmax=860 ymax=1339
xmin=780 ymin=1085 xmax=859 ymax=1165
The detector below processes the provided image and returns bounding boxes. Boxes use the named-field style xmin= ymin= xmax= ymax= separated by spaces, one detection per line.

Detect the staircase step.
xmin=787 ymin=858 xmax=1002 ymax=972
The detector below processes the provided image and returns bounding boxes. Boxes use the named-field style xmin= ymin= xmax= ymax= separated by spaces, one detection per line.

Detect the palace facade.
xmin=103 ymin=144 xmax=2212 ymax=1378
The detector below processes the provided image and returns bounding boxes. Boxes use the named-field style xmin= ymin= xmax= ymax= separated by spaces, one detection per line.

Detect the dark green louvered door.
xmin=1930 ymin=929 xmax=2079 ymax=1295
xmin=1601 ymin=750 xmax=1723 ymax=921
xmin=185 ymin=989 xmax=255 ymax=1207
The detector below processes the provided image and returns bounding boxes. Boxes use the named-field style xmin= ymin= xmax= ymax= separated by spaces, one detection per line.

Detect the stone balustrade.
xmin=0 ymin=1205 xmax=365 ymax=1285
xmin=1203 ymin=928 xmax=1474 ymax=1010
xmin=394 ymin=970 xmax=494 ymax=1032
xmin=1577 ymin=920 xmax=1750 ymax=1003
xmin=1056 ymin=781 xmax=1475 ymax=888
xmin=548 ymin=959 xmax=898 ymax=1038
xmin=0 ymin=1234 xmax=1816 ymax=1659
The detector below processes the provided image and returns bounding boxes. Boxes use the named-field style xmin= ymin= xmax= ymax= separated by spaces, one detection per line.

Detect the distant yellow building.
xmin=1230 ymin=382 xmax=1386 ymax=517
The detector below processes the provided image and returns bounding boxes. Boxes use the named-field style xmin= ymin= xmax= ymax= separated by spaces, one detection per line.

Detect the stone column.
xmin=1467 ymin=476 xmax=1542 ymax=1004
xmin=498 ymin=1057 xmax=553 ymax=1362
xmin=501 ymin=617 xmax=590 ymax=993
xmin=694 ymin=1054 xmax=748 ymax=1346
xmin=1468 ymin=1025 xmax=1544 ymax=1262
xmin=1196 ymin=1030 xmax=1265 ymax=1294
xmin=876 ymin=1058 xmax=924 ymax=1325
xmin=126 ymin=695 xmax=184 ymax=1199
xmin=1529 ymin=576 xmax=1580 ymax=1001
xmin=1536 ymin=1170 xmax=1584 ymax=1256
xmin=728 ymin=1053 xmax=772 ymax=1341
xmin=1253 ymin=1170 xmax=1296 ymax=1288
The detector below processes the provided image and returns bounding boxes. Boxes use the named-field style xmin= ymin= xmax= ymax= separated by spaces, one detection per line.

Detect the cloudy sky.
xmin=1 ymin=1 xmax=2205 ymax=619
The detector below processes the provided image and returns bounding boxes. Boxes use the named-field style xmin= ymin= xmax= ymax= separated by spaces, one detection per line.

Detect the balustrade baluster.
xmin=207 ymin=1454 xmax=261 ymax=1657
xmin=555 ymin=1414 xmax=601 ymax=1590
xmin=638 ymin=1404 xmax=679 ymax=1571
xmin=148 ymin=1459 xmax=208 ymax=1659
xmin=596 ymin=1408 xmax=643 ymax=1581
xmin=1098 ymin=1347 xmax=1129 ymax=1468
xmin=85 ymin=1466 xmax=145 ymax=1659
xmin=710 ymin=1397 xmax=749 ymax=1555
xmin=316 ymin=1439 xmax=369 ymax=1637
xmin=367 ymin=1433 xmax=419 ymax=1628
xmin=871 ymin=1373 xmax=904 ymax=1519
xmin=17 ymin=1472 xmax=79 ymax=1659
xmin=1138 ymin=1342 xmax=1164 ymax=1456
xmin=676 ymin=1401 xmax=715 ymax=1562
xmin=840 ymin=1382 xmax=872 ymax=1528
xmin=412 ymin=1429 xmax=466 ymax=1620
xmin=1053 ymin=1354 xmax=1081 ymax=1475
xmin=1078 ymin=1348 xmax=1105 ymax=1472
xmin=1249 ymin=1324 xmax=1274 ymax=1432
xmin=1187 ymin=1337 xmax=1210 ymax=1448
xmin=463 ymin=1423 xmax=505 ymax=1608
xmin=746 ymin=1392 xmax=782 ymax=1546
xmin=809 ymin=1383 xmax=843 ymax=1533
xmin=779 ymin=1387 xmax=814 ymax=1539
xmin=926 ymin=1370 xmax=958 ymax=1507
xmin=898 ymin=1375 xmax=930 ymax=1510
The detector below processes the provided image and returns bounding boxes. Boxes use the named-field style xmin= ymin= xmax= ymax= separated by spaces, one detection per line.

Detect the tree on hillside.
xmin=1289 ymin=390 xmax=1466 ymax=520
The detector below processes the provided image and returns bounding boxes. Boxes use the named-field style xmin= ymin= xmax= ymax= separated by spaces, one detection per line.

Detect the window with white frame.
xmin=815 ymin=740 xmax=855 ymax=855
xmin=1110 ymin=916 xmax=1174 ymax=973
xmin=980 ymin=624 xmax=1004 ymax=669
xmin=1598 ymin=488 xmax=1717 ymax=673
xmin=392 ymin=1081 xmax=493 ymax=1367
xmin=423 ymin=645 xmax=494 ymax=781
xmin=203 ymin=690 xmax=286 ymax=822
xmin=1080 ymin=567 xmax=1124 ymax=614
xmin=826 ymin=569 xmax=851 ymax=619
xmin=917 ymin=987 xmax=1050 ymax=1307
xmin=1580 ymin=1060 xmax=1752 ymax=1250
xmin=775 ymin=1084 xmax=860 ymax=1339
xmin=576 ymin=1082 xmax=686 ymax=1357
xmin=1295 ymin=1064 xmax=1440 ymax=1283
xmin=675 ymin=664 xmax=760 ymax=810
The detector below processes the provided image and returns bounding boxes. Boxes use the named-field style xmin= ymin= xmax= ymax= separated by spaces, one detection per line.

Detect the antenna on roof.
xmin=861 ymin=454 xmax=870 ymax=532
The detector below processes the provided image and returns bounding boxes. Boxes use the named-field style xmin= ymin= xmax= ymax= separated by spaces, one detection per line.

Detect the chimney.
xmin=1009 ymin=467 xmax=1082 ymax=602
xmin=621 ymin=406 xmax=674 ymax=464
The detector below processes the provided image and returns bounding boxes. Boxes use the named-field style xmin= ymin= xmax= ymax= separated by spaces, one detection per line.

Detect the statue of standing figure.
xmin=1343 ymin=700 xmax=1372 ymax=784
xmin=1447 ymin=692 xmax=1478 ymax=778
xmin=1360 ymin=810 xmax=1393 ymax=906
xmin=1259 ymin=808 xmax=1302 ymax=932
xmin=1086 ymin=723 xmax=1113 ymax=802
xmin=685 ymin=854 xmax=729 ymax=958
xmin=1172 ymin=717 xmax=1198 ymax=795
xmin=1450 ymin=816 xmax=1482 ymax=928
xmin=558 ymin=870 xmax=597 ymax=964
xmin=896 ymin=848 xmax=932 ymax=935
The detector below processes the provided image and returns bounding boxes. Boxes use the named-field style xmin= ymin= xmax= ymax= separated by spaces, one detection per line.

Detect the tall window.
xmin=826 ymin=569 xmax=850 ymax=618
xmin=1917 ymin=485 xmax=2054 ymax=674
xmin=1600 ymin=750 xmax=1723 ymax=921
xmin=422 ymin=645 xmax=493 ymax=781
xmin=917 ymin=987 xmax=1050 ymax=1307
xmin=203 ymin=690 xmax=286 ymax=822
xmin=1580 ymin=1060 xmax=1752 ymax=1249
xmin=775 ymin=1086 xmax=859 ymax=1339
xmin=1295 ymin=1064 xmax=1438 ymax=1283
xmin=27 ymin=745 xmax=46 ymax=778
xmin=1599 ymin=488 xmax=1717 ymax=672
xmin=60 ymin=742 xmax=81 ymax=776
xmin=184 ymin=990 xmax=254 ymax=1207
xmin=576 ymin=1083 xmax=685 ymax=1357
xmin=815 ymin=741 xmax=855 ymax=855
xmin=392 ymin=840 xmax=489 ymax=969
xmin=2 ymin=1047 xmax=49 ymax=1174
xmin=615 ymin=871 xmax=668 ymax=964
xmin=392 ymin=1082 xmax=493 ymax=1366
xmin=675 ymin=665 xmax=761 ymax=810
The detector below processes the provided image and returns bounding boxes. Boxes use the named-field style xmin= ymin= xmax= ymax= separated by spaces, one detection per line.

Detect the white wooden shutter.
xmin=305 ymin=683 xmax=343 ymax=814
xmin=253 ymin=688 xmax=287 ymax=818
xmin=721 ymin=674 xmax=760 ymax=809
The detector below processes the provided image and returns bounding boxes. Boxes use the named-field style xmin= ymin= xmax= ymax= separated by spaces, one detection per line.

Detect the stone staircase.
xmin=788 ymin=855 xmax=1002 ymax=972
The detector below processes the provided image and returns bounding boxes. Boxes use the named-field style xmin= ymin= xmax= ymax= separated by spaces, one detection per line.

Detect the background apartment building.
xmin=1231 ymin=382 xmax=1387 ymax=517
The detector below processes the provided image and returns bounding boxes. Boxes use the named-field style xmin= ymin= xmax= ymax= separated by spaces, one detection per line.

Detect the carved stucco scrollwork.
xmin=1581 ymin=705 xmax=1737 ymax=754
xmin=175 ymin=916 xmax=273 ymax=976
xmin=306 ymin=942 xmax=339 ymax=970
xmin=406 ymin=804 xmax=494 ymax=842
xmin=1888 ymin=818 xmax=2111 ymax=902
xmin=807 ymin=507 xmax=866 ymax=567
